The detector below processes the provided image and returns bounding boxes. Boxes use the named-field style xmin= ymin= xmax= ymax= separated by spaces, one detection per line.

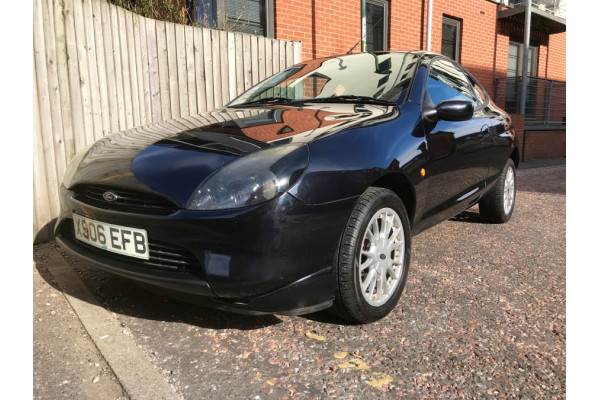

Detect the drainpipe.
xmin=519 ymin=0 xmax=531 ymax=115
xmin=426 ymin=0 xmax=433 ymax=51
xmin=361 ymin=0 xmax=366 ymax=52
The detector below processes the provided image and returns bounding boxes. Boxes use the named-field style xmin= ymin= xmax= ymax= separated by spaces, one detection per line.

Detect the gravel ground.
xmin=38 ymin=165 xmax=566 ymax=399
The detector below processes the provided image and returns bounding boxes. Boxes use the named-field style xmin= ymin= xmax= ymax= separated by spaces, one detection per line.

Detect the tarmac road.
xmin=33 ymin=161 xmax=566 ymax=399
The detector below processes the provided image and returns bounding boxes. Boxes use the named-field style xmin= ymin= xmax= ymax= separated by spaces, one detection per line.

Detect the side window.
xmin=426 ymin=59 xmax=477 ymax=106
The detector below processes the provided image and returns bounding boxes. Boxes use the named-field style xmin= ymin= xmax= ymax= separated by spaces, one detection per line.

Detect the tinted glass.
xmin=441 ymin=18 xmax=460 ymax=60
xmin=508 ymin=42 xmax=519 ymax=78
xmin=229 ymin=52 xmax=419 ymax=105
xmin=225 ymin=0 xmax=266 ymax=36
xmin=366 ymin=2 xmax=385 ymax=52
xmin=426 ymin=59 xmax=477 ymax=106
xmin=194 ymin=0 xmax=268 ymax=36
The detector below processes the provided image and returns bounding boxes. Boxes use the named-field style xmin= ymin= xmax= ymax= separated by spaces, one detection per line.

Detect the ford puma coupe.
xmin=55 ymin=51 xmax=518 ymax=323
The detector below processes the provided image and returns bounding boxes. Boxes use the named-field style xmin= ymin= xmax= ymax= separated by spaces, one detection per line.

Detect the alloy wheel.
xmin=503 ymin=166 xmax=515 ymax=215
xmin=358 ymin=207 xmax=405 ymax=307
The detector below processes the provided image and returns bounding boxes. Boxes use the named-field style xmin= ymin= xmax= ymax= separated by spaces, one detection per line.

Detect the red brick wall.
xmin=539 ymin=32 xmax=566 ymax=81
xmin=523 ymin=130 xmax=566 ymax=161
xmin=274 ymin=1 xmax=565 ymax=100
xmin=389 ymin=0 xmax=423 ymax=51
xmin=510 ymin=114 xmax=566 ymax=162
xmin=274 ymin=0 xmax=361 ymax=60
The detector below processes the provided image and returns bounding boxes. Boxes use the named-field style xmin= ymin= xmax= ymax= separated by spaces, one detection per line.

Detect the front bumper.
xmin=55 ymin=186 xmax=356 ymax=315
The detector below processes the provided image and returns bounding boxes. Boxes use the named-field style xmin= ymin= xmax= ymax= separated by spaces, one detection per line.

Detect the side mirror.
xmin=436 ymin=100 xmax=474 ymax=121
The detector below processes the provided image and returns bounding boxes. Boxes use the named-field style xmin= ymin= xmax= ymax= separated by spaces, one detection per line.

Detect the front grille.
xmin=59 ymin=221 xmax=204 ymax=277
xmin=73 ymin=185 xmax=177 ymax=215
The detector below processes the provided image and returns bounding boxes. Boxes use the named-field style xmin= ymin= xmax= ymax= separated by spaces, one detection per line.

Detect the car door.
xmin=470 ymin=76 xmax=515 ymax=184
xmin=420 ymin=58 xmax=491 ymax=226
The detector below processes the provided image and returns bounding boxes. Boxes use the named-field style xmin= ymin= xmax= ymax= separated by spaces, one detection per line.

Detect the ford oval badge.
xmin=103 ymin=191 xmax=118 ymax=202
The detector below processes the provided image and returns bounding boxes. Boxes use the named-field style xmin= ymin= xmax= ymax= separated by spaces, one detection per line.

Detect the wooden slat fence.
xmin=33 ymin=0 xmax=302 ymax=241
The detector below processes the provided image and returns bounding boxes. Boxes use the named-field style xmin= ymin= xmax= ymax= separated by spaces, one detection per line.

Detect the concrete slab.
xmin=34 ymin=244 xmax=128 ymax=400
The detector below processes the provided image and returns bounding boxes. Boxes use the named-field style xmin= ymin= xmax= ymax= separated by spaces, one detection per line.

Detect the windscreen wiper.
xmin=306 ymin=95 xmax=394 ymax=106
xmin=235 ymin=97 xmax=298 ymax=106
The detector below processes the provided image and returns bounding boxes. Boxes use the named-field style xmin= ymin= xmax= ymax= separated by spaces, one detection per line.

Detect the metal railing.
xmin=507 ymin=0 xmax=562 ymax=16
xmin=495 ymin=77 xmax=566 ymax=128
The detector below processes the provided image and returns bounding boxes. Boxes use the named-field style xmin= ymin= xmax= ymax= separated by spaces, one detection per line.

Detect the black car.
xmin=55 ymin=51 xmax=518 ymax=323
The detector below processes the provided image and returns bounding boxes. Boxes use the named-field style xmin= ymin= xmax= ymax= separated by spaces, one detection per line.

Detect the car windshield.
xmin=228 ymin=52 xmax=419 ymax=106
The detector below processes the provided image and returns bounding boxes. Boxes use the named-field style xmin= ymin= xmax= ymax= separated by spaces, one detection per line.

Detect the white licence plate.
xmin=73 ymin=214 xmax=149 ymax=260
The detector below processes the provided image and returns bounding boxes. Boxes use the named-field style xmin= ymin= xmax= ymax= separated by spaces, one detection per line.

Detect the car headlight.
xmin=187 ymin=144 xmax=309 ymax=210
xmin=62 ymin=143 xmax=95 ymax=189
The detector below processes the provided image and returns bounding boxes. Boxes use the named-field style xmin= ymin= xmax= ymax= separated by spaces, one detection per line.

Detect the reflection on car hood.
xmin=68 ymin=103 xmax=396 ymax=206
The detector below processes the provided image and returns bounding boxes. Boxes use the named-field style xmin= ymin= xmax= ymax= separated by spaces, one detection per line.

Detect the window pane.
xmin=441 ymin=17 xmax=460 ymax=60
xmin=224 ymin=0 xmax=266 ymax=36
xmin=441 ymin=24 xmax=456 ymax=59
xmin=507 ymin=42 xmax=519 ymax=78
xmin=193 ymin=0 xmax=218 ymax=28
xmin=426 ymin=60 xmax=477 ymax=106
xmin=366 ymin=2 xmax=385 ymax=52
xmin=527 ymin=47 xmax=537 ymax=77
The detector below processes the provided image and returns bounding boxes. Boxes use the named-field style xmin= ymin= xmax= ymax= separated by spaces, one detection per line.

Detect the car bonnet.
xmin=67 ymin=103 xmax=396 ymax=207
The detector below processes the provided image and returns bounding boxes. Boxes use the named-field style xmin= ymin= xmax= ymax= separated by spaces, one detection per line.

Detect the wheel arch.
xmin=511 ymin=147 xmax=520 ymax=168
xmin=369 ymin=172 xmax=416 ymax=228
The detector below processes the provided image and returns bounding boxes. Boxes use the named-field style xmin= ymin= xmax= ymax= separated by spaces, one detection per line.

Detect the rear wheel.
xmin=479 ymin=159 xmax=516 ymax=223
xmin=332 ymin=187 xmax=411 ymax=323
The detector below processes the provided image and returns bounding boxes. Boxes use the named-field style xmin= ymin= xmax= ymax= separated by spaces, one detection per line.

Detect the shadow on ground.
xmin=449 ymin=208 xmax=487 ymax=224
xmin=35 ymin=246 xmax=283 ymax=331
xmin=36 ymin=244 xmax=366 ymax=328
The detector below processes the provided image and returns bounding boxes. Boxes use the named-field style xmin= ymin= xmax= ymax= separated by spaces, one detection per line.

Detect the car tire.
xmin=331 ymin=187 xmax=411 ymax=323
xmin=479 ymin=159 xmax=516 ymax=223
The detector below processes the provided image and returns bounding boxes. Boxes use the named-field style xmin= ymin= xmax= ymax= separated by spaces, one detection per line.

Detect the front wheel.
xmin=331 ymin=187 xmax=411 ymax=323
xmin=479 ymin=159 xmax=516 ymax=223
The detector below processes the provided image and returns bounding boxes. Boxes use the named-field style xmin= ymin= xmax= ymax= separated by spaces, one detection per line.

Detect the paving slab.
xmin=34 ymin=245 xmax=128 ymax=400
